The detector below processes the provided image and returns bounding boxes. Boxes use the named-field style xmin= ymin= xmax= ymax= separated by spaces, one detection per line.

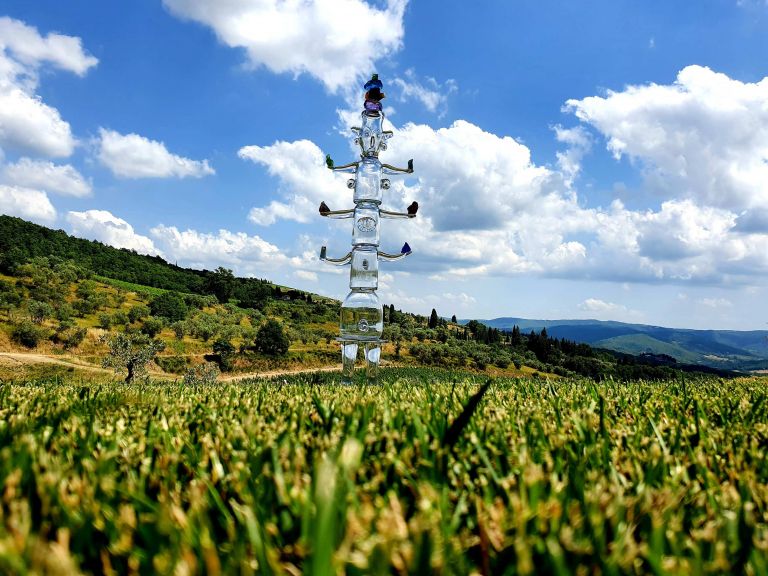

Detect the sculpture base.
xmin=336 ymin=338 xmax=384 ymax=384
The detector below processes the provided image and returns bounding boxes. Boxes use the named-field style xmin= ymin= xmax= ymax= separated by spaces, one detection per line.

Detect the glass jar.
xmin=340 ymin=289 xmax=383 ymax=340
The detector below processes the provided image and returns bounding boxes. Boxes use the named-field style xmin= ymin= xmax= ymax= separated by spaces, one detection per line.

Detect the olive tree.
xmin=101 ymin=333 xmax=165 ymax=383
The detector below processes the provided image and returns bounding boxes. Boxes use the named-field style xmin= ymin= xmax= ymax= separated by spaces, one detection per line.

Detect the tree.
xmin=255 ymin=319 xmax=291 ymax=356
xmin=140 ymin=317 xmax=163 ymax=338
xmin=128 ymin=304 xmax=151 ymax=323
xmin=212 ymin=338 xmax=236 ymax=371
xmin=428 ymin=308 xmax=439 ymax=329
xmin=171 ymin=321 xmax=186 ymax=340
xmin=233 ymin=278 xmax=271 ymax=310
xmin=451 ymin=314 xmax=457 ymax=324
xmin=28 ymin=300 xmax=54 ymax=324
xmin=101 ymin=333 xmax=165 ymax=383
xmin=206 ymin=267 xmax=236 ymax=303
xmin=150 ymin=291 xmax=188 ymax=322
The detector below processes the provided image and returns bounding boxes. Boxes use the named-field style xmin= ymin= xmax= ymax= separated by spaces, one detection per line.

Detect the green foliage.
xmin=182 ymin=361 xmax=220 ymax=385
xmin=155 ymin=355 xmax=188 ymax=374
xmin=54 ymin=325 xmax=87 ymax=350
xmin=255 ymin=318 xmax=291 ymax=357
xmin=127 ymin=304 xmax=150 ymax=324
xmin=0 ymin=215 xmax=274 ymax=307
xmin=171 ymin=321 xmax=186 ymax=340
xmin=212 ymin=338 xmax=236 ymax=371
xmin=10 ymin=320 xmax=45 ymax=348
xmin=111 ymin=311 xmax=129 ymax=326
xmin=0 ymin=371 xmax=766 ymax=574
xmin=0 ymin=281 xmax=22 ymax=314
xmin=428 ymin=307 xmax=439 ymax=329
xmin=205 ymin=266 xmax=236 ymax=303
xmin=140 ymin=317 xmax=163 ymax=338
xmin=97 ymin=312 xmax=112 ymax=330
xmin=150 ymin=291 xmax=188 ymax=322
xmin=101 ymin=332 xmax=165 ymax=383
xmin=27 ymin=300 xmax=53 ymax=324
xmin=189 ymin=313 xmax=219 ymax=342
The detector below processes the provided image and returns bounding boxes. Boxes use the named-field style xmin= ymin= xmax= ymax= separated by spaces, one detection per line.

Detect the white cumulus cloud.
xmin=4 ymin=158 xmax=91 ymax=197
xmin=162 ymin=0 xmax=407 ymax=92
xmin=239 ymin=73 xmax=768 ymax=287
xmin=239 ymin=139 xmax=350 ymax=225
xmin=97 ymin=129 xmax=215 ymax=179
xmin=66 ymin=210 xmax=160 ymax=255
xmin=150 ymin=224 xmax=316 ymax=277
xmin=579 ymin=298 xmax=626 ymax=313
xmin=0 ymin=16 xmax=98 ymax=75
xmin=0 ymin=17 xmax=97 ymax=157
xmin=0 ymin=185 xmax=56 ymax=224
xmin=566 ymin=65 xmax=768 ymax=212
xmin=294 ymin=270 xmax=318 ymax=282
xmin=391 ymin=69 xmax=457 ymax=114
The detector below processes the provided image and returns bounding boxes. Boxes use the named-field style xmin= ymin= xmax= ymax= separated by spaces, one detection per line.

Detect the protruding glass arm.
xmin=379 ymin=209 xmax=416 ymax=219
xmin=328 ymin=161 xmax=359 ymax=173
xmin=319 ymin=202 xmax=354 ymax=219
xmin=377 ymin=249 xmax=412 ymax=262
xmin=380 ymin=201 xmax=418 ymax=219
xmin=319 ymin=246 xmax=352 ymax=265
xmin=381 ymin=159 xmax=413 ymax=174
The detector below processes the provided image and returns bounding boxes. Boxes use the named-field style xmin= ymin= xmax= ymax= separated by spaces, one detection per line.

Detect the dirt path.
xmin=0 ymin=351 xmax=341 ymax=381
xmin=0 ymin=351 xmax=111 ymax=373
xmin=220 ymin=365 xmax=340 ymax=381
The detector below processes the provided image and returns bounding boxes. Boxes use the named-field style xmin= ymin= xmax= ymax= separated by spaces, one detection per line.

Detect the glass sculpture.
xmin=320 ymin=74 xmax=418 ymax=383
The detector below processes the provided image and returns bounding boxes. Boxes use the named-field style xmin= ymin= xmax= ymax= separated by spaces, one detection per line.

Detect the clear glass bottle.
xmin=340 ymin=289 xmax=383 ymax=340
xmin=352 ymin=203 xmax=380 ymax=247
xmin=349 ymin=246 xmax=378 ymax=289
xmin=354 ymin=158 xmax=382 ymax=204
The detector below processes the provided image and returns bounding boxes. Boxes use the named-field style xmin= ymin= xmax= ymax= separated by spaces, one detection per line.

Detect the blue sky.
xmin=2 ymin=0 xmax=768 ymax=330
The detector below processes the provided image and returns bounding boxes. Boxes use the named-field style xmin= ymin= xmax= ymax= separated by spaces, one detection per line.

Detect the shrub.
xmin=12 ymin=320 xmax=44 ymax=348
xmin=128 ymin=304 xmax=151 ymax=324
xmin=112 ymin=311 xmax=129 ymax=326
xmin=98 ymin=313 xmax=112 ymax=330
xmin=156 ymin=355 xmax=188 ymax=374
xmin=58 ymin=327 xmax=87 ymax=350
xmin=171 ymin=321 xmax=186 ymax=340
xmin=182 ymin=362 xmax=220 ymax=386
xmin=140 ymin=317 xmax=163 ymax=338
xmin=255 ymin=319 xmax=290 ymax=357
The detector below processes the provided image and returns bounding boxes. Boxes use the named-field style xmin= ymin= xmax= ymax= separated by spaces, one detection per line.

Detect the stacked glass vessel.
xmin=320 ymin=74 xmax=417 ymax=383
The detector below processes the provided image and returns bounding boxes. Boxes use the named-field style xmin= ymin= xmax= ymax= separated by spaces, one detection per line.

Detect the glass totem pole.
xmin=320 ymin=74 xmax=418 ymax=383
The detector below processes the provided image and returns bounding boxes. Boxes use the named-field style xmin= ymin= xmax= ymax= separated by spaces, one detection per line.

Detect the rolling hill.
xmin=472 ymin=317 xmax=768 ymax=370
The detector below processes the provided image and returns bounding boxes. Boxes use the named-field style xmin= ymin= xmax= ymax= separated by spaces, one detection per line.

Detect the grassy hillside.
xmin=593 ymin=333 xmax=701 ymax=363
xmin=478 ymin=316 xmax=768 ymax=369
xmin=0 ymin=215 xmax=735 ymax=382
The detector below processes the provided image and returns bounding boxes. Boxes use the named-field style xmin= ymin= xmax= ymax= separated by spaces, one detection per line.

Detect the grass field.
xmin=1 ymin=369 xmax=767 ymax=574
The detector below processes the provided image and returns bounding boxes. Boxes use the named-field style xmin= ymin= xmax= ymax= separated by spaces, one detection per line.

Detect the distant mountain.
xmin=469 ymin=317 xmax=768 ymax=370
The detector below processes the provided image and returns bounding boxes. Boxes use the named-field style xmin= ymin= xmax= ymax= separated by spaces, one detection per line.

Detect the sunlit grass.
xmin=1 ymin=369 xmax=766 ymax=574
